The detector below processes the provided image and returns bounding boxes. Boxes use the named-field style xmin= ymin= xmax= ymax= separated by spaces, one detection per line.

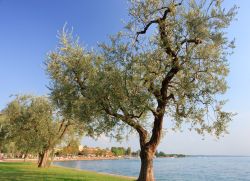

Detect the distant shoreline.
xmin=53 ymin=156 xmax=125 ymax=162
xmin=2 ymin=155 xmax=249 ymax=163
xmin=1 ymin=156 xmax=130 ymax=163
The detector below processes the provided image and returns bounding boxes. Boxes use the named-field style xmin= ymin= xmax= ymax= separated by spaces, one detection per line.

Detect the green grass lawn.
xmin=0 ymin=162 xmax=135 ymax=181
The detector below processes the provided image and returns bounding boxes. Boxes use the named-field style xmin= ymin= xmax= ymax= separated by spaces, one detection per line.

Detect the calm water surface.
xmin=53 ymin=157 xmax=250 ymax=181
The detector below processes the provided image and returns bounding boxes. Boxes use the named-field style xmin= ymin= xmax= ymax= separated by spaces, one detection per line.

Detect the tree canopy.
xmin=2 ymin=96 xmax=54 ymax=154
xmin=46 ymin=0 xmax=237 ymax=180
xmin=1 ymin=95 xmax=76 ymax=167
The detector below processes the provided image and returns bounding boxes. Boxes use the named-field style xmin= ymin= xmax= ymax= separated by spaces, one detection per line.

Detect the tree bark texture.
xmin=37 ymin=149 xmax=51 ymax=168
xmin=137 ymin=113 xmax=164 ymax=181
xmin=137 ymin=146 xmax=155 ymax=181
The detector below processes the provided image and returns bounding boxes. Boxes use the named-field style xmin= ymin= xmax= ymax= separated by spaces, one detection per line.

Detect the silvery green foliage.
xmin=2 ymin=95 xmax=59 ymax=154
xmin=47 ymin=0 xmax=237 ymax=140
xmin=46 ymin=30 xmax=119 ymax=138
xmin=126 ymin=0 xmax=237 ymax=136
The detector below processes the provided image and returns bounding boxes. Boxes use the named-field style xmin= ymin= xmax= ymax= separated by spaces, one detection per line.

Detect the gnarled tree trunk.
xmin=38 ymin=149 xmax=51 ymax=168
xmin=137 ymin=146 xmax=155 ymax=181
xmin=137 ymin=111 xmax=164 ymax=181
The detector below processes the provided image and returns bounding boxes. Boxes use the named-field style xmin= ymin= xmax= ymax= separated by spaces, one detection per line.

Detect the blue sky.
xmin=0 ymin=0 xmax=249 ymax=155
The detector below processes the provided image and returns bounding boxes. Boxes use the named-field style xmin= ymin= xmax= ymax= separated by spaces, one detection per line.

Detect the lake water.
xmin=53 ymin=157 xmax=250 ymax=181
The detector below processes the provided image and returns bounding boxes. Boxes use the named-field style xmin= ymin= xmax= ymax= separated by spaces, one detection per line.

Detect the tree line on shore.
xmin=56 ymin=145 xmax=184 ymax=158
xmin=0 ymin=0 xmax=236 ymax=180
xmin=58 ymin=146 xmax=139 ymax=157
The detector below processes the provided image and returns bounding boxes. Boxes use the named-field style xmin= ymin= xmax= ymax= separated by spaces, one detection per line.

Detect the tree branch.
xmin=147 ymin=80 xmax=161 ymax=99
xmin=129 ymin=111 xmax=144 ymax=119
xmin=135 ymin=1 xmax=183 ymax=42
xmin=180 ymin=38 xmax=202 ymax=46
xmin=161 ymin=65 xmax=180 ymax=100
xmin=167 ymin=93 xmax=175 ymax=101
xmin=103 ymin=106 xmax=148 ymax=146
xmin=135 ymin=19 xmax=159 ymax=42
xmin=58 ymin=121 xmax=71 ymax=140
xmin=71 ymin=69 xmax=87 ymax=96
xmin=58 ymin=119 xmax=66 ymax=132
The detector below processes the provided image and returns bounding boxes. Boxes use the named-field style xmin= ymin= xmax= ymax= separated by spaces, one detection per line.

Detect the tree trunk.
xmin=38 ymin=149 xmax=51 ymax=168
xmin=136 ymin=112 xmax=164 ymax=181
xmin=23 ymin=153 xmax=28 ymax=162
xmin=137 ymin=146 xmax=155 ymax=181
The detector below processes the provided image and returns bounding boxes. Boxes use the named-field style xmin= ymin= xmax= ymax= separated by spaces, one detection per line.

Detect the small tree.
xmin=46 ymin=0 xmax=237 ymax=180
xmin=2 ymin=95 xmax=74 ymax=167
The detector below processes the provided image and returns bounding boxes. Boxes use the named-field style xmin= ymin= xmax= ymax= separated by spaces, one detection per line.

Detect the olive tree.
xmin=46 ymin=0 xmax=237 ymax=180
xmin=2 ymin=95 xmax=75 ymax=167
